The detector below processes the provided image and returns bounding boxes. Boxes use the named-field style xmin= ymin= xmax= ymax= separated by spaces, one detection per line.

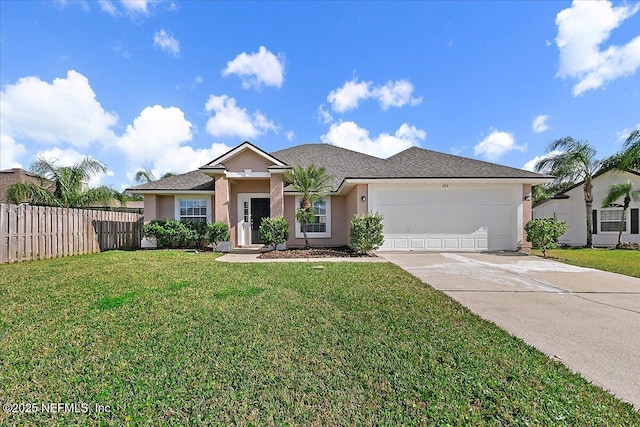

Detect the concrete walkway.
xmin=379 ymin=252 xmax=640 ymax=409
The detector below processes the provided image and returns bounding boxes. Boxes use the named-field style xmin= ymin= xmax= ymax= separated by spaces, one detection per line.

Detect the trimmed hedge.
xmin=142 ymin=219 xmax=229 ymax=250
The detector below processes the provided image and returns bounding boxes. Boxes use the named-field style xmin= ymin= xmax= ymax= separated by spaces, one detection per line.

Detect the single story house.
xmin=128 ymin=141 xmax=551 ymax=252
xmin=533 ymin=169 xmax=640 ymax=246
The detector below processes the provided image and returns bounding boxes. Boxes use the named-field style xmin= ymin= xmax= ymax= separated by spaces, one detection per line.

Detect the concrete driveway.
xmin=379 ymin=252 xmax=640 ymax=409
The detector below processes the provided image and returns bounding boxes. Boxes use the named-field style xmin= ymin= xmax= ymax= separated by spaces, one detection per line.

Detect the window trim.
xmin=294 ymin=196 xmax=331 ymax=239
xmin=599 ymin=207 xmax=627 ymax=234
xmin=174 ymin=196 xmax=211 ymax=223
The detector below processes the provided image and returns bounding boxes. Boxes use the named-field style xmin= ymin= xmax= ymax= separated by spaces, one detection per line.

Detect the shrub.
xmin=259 ymin=216 xmax=290 ymax=250
xmin=207 ymin=221 xmax=230 ymax=247
xmin=525 ymin=217 xmax=568 ymax=258
xmin=142 ymin=219 xmax=195 ymax=249
xmin=350 ymin=212 xmax=384 ymax=254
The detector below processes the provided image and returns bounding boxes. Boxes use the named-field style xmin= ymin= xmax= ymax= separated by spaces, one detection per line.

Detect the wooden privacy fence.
xmin=0 ymin=204 xmax=143 ymax=264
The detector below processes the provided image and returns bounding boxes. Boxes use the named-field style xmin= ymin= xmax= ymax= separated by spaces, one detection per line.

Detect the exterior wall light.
xmin=361 ymin=195 xmax=367 ymax=202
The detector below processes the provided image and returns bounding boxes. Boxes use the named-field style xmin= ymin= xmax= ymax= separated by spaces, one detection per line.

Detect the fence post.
xmin=0 ymin=204 xmax=7 ymax=263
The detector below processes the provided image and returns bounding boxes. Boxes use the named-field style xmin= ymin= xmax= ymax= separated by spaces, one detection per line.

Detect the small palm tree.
xmin=602 ymin=180 xmax=640 ymax=247
xmin=535 ymin=137 xmax=600 ymax=248
xmin=6 ymin=157 xmax=121 ymax=208
xmin=286 ymin=165 xmax=332 ymax=248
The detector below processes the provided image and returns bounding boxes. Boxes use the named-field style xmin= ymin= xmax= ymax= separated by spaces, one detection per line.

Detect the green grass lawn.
xmin=1 ymin=251 xmax=638 ymax=426
xmin=533 ymin=247 xmax=640 ymax=278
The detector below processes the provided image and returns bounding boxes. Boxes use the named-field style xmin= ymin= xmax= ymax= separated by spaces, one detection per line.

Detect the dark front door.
xmin=251 ymin=198 xmax=270 ymax=244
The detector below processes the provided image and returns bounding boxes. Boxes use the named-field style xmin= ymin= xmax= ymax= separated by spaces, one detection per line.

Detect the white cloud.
xmin=555 ymin=0 xmax=640 ymax=96
xmin=0 ymin=70 xmax=118 ymax=147
xmin=0 ymin=134 xmax=27 ymax=169
xmin=450 ymin=146 xmax=466 ymax=156
xmin=286 ymin=130 xmax=295 ymax=141
xmin=327 ymin=78 xmax=422 ymax=112
xmin=474 ymin=130 xmax=526 ymax=161
xmin=35 ymin=147 xmax=113 ymax=187
xmin=532 ymin=115 xmax=550 ymax=133
xmin=327 ymin=80 xmax=372 ymax=113
xmin=616 ymin=122 xmax=640 ymax=142
xmin=120 ymin=0 xmax=152 ymax=15
xmin=522 ymin=150 xmax=563 ymax=172
xmin=373 ymin=80 xmax=423 ymax=110
xmin=98 ymin=0 xmax=118 ymax=15
xmin=222 ymin=46 xmax=285 ymax=89
xmin=320 ymin=121 xmax=426 ymax=158
xmin=116 ymin=105 xmax=231 ymax=175
xmin=316 ymin=104 xmax=334 ymax=124
xmin=153 ymin=30 xmax=180 ymax=57
xmin=205 ymin=94 xmax=279 ymax=140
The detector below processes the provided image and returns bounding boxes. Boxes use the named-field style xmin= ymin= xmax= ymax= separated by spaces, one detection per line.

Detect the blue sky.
xmin=1 ymin=0 xmax=639 ymax=190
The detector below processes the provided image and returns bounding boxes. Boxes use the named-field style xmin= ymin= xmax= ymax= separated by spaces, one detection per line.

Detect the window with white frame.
xmin=295 ymin=196 xmax=331 ymax=238
xmin=600 ymin=208 xmax=625 ymax=232
xmin=178 ymin=199 xmax=208 ymax=223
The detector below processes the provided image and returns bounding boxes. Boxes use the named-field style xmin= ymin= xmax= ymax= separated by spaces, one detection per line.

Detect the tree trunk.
xmin=618 ymin=196 xmax=631 ymax=247
xmin=584 ymin=180 xmax=593 ymax=248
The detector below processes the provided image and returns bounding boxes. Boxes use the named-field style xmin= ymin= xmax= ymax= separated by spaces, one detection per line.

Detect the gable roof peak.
xmin=200 ymin=140 xmax=287 ymax=170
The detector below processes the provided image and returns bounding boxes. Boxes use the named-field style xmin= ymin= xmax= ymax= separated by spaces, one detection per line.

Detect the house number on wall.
xmin=442 ymin=184 xmax=449 ymax=188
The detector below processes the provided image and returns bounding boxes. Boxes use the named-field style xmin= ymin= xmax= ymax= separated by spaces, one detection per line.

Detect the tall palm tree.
xmin=602 ymin=181 xmax=640 ymax=247
xmin=286 ymin=165 xmax=332 ymax=248
xmin=606 ymin=129 xmax=640 ymax=171
xmin=6 ymin=157 xmax=121 ymax=208
xmin=535 ymin=137 xmax=600 ymax=248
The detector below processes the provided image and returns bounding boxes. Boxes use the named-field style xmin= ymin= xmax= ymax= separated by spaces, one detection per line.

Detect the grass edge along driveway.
xmin=1 ymin=250 xmax=638 ymax=426
xmin=533 ymin=247 xmax=640 ymax=278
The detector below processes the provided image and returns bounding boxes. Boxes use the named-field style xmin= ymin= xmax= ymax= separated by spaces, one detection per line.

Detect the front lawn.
xmin=533 ymin=247 xmax=640 ymax=278
xmin=1 ymin=251 xmax=637 ymax=425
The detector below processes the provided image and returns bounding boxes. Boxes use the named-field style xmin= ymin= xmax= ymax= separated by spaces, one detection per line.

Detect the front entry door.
xmin=250 ymin=198 xmax=270 ymax=244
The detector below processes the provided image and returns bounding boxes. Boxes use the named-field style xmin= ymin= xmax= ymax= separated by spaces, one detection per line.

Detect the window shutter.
xmin=592 ymin=209 xmax=598 ymax=234
xmin=632 ymin=208 xmax=639 ymax=235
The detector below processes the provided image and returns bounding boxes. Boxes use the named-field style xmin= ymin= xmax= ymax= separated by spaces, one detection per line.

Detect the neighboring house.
xmin=533 ymin=169 xmax=640 ymax=246
xmin=128 ymin=141 xmax=551 ymax=252
xmin=0 ymin=168 xmax=52 ymax=204
xmin=1 ymin=167 xmax=143 ymax=213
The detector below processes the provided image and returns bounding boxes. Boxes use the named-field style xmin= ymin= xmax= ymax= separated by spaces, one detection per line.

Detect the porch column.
xmin=270 ymin=174 xmax=284 ymax=217
xmin=214 ymin=175 xmax=230 ymax=227
xmin=521 ymin=184 xmax=532 ymax=254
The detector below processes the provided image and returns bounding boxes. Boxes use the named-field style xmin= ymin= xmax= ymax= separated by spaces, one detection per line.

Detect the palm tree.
xmin=6 ymin=157 xmax=121 ymax=208
xmin=602 ymin=181 xmax=640 ymax=247
xmin=134 ymin=170 xmax=176 ymax=184
xmin=534 ymin=137 xmax=600 ymax=248
xmin=286 ymin=165 xmax=332 ymax=248
xmin=606 ymin=129 xmax=640 ymax=171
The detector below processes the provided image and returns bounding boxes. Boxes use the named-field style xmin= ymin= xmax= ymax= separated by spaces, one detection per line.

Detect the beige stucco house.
xmin=128 ymin=141 xmax=551 ymax=251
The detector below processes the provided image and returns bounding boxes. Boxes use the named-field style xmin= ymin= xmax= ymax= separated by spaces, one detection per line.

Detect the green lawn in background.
xmin=533 ymin=247 xmax=640 ymax=278
xmin=1 ymin=250 xmax=638 ymax=426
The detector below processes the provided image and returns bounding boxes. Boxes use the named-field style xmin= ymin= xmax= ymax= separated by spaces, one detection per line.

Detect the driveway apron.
xmin=379 ymin=252 xmax=640 ymax=409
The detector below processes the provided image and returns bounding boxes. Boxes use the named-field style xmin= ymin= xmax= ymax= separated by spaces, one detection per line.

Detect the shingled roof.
xmin=128 ymin=143 xmax=550 ymax=193
xmin=370 ymin=146 xmax=549 ymax=179
xmin=128 ymin=170 xmax=213 ymax=191
xmin=272 ymin=144 xmax=386 ymax=191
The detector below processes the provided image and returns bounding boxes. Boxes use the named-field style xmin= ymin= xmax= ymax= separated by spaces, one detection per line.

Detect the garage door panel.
xmin=373 ymin=187 xmax=515 ymax=251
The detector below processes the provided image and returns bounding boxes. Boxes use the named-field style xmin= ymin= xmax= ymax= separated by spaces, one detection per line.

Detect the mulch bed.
xmin=258 ymin=246 xmax=375 ymax=259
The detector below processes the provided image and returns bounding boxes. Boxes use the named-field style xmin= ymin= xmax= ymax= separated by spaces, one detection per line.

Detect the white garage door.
xmin=371 ymin=186 xmax=514 ymax=251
